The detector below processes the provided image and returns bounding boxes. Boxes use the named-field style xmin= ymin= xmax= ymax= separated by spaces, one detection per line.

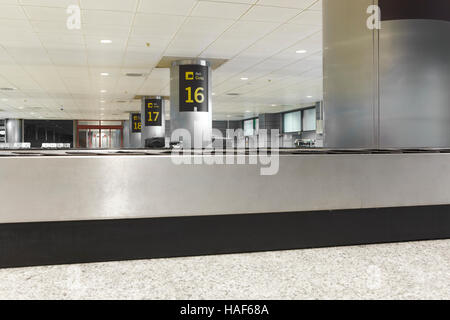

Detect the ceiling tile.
xmin=23 ymin=5 xmax=67 ymax=21
xmin=241 ymin=5 xmax=300 ymax=23
xmin=81 ymin=10 xmax=134 ymax=27
xmin=257 ymin=0 xmax=316 ymax=9
xmin=80 ymin=0 xmax=137 ymax=11
xmin=289 ymin=9 xmax=322 ymax=25
xmin=191 ymin=1 xmax=251 ymax=20
xmin=19 ymin=0 xmax=79 ymax=6
xmin=139 ymin=0 xmax=196 ymax=16
xmin=0 ymin=5 xmax=27 ymax=19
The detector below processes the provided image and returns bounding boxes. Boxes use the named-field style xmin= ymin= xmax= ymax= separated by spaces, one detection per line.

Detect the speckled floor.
xmin=0 ymin=240 xmax=449 ymax=300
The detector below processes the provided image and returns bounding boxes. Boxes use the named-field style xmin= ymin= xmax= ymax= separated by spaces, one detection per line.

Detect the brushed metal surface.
xmin=323 ymin=0 xmax=377 ymax=148
xmin=379 ymin=20 xmax=450 ymax=148
xmin=324 ymin=1 xmax=450 ymax=149
xmin=140 ymin=96 xmax=165 ymax=148
xmin=128 ymin=113 xmax=141 ymax=148
xmin=170 ymin=59 xmax=212 ymax=148
xmin=123 ymin=120 xmax=130 ymax=148
xmin=1 ymin=153 xmax=450 ymax=223
xmin=6 ymin=119 xmax=23 ymax=144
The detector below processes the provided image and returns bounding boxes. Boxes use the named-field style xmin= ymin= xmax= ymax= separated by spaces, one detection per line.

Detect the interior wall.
xmin=24 ymin=120 xmax=73 ymax=148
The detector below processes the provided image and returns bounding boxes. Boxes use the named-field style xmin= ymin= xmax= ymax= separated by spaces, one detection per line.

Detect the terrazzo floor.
xmin=0 ymin=240 xmax=449 ymax=300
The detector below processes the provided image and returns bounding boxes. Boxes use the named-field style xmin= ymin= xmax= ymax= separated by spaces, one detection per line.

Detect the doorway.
xmin=76 ymin=121 xmax=124 ymax=149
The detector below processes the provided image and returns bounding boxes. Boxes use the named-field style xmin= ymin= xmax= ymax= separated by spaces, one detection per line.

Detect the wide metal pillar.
xmin=140 ymin=96 xmax=166 ymax=148
xmin=123 ymin=120 xmax=130 ymax=148
xmin=170 ymin=59 xmax=212 ymax=149
xmin=128 ymin=113 xmax=141 ymax=148
xmin=323 ymin=0 xmax=450 ymax=148
xmin=6 ymin=119 xmax=23 ymax=144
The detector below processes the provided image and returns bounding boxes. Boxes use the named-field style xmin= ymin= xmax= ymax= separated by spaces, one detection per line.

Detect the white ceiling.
xmin=0 ymin=0 xmax=323 ymax=121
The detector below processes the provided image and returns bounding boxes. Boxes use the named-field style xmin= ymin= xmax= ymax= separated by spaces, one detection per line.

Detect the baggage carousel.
xmin=1 ymin=148 xmax=450 ymax=268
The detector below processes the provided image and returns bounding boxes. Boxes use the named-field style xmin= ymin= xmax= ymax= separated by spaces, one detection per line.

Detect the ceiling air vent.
xmin=226 ymin=93 xmax=240 ymax=96
xmin=126 ymin=73 xmax=145 ymax=77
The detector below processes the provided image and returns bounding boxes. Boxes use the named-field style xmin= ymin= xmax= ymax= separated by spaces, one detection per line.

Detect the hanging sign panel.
xmin=144 ymin=99 xmax=162 ymax=127
xmin=131 ymin=113 xmax=142 ymax=133
xmin=179 ymin=65 xmax=209 ymax=112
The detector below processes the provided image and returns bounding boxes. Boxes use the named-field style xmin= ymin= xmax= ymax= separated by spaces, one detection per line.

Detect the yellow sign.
xmin=185 ymin=72 xmax=194 ymax=81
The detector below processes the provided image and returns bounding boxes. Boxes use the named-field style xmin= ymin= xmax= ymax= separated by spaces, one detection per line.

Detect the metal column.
xmin=140 ymin=96 xmax=166 ymax=148
xmin=129 ymin=113 xmax=142 ymax=148
xmin=170 ymin=59 xmax=212 ymax=149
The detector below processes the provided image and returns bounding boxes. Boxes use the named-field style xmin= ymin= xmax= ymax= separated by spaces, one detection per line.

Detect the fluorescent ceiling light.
xmin=100 ymin=73 xmax=109 ymax=76
xmin=100 ymin=40 xmax=112 ymax=44
xmin=100 ymin=90 xmax=107 ymax=93
xmin=296 ymin=50 xmax=307 ymax=54
xmin=306 ymin=95 xmax=313 ymax=98
xmin=240 ymin=77 xmax=248 ymax=81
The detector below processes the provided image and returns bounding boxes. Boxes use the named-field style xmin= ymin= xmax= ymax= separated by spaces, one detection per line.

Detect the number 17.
xmin=148 ymin=111 xmax=160 ymax=122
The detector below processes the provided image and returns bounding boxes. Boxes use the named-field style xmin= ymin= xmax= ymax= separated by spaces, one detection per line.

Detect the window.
xmin=283 ymin=107 xmax=317 ymax=133
xmin=303 ymin=108 xmax=317 ymax=131
xmin=243 ymin=119 xmax=255 ymax=136
xmin=283 ymin=111 xmax=301 ymax=133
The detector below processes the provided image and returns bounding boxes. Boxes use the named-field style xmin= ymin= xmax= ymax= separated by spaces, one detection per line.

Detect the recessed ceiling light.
xmin=245 ymin=110 xmax=251 ymax=113
xmin=240 ymin=77 xmax=248 ymax=81
xmin=271 ymin=104 xmax=277 ymax=107
xmin=212 ymin=93 xmax=216 ymax=96
xmin=306 ymin=95 xmax=313 ymax=98
xmin=100 ymin=40 xmax=112 ymax=44
xmin=296 ymin=50 xmax=307 ymax=54
xmin=100 ymin=73 xmax=109 ymax=76
xmin=100 ymin=90 xmax=107 ymax=93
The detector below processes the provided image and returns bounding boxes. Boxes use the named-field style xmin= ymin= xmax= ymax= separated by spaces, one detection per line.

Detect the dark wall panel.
xmin=24 ymin=120 xmax=74 ymax=148
xmin=380 ymin=0 xmax=450 ymax=22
